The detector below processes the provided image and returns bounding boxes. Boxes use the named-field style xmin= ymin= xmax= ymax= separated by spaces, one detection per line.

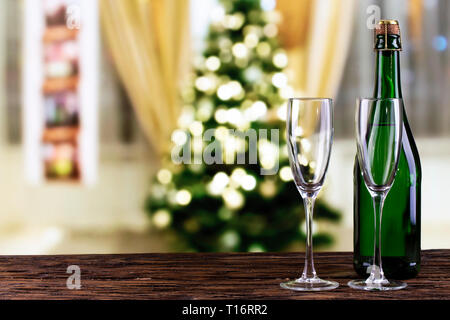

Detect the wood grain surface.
xmin=0 ymin=250 xmax=447 ymax=300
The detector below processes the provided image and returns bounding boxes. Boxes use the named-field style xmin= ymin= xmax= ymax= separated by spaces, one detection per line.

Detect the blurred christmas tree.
xmin=146 ymin=0 xmax=340 ymax=252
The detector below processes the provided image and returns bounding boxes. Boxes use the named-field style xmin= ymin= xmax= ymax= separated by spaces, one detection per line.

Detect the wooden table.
xmin=0 ymin=250 xmax=448 ymax=300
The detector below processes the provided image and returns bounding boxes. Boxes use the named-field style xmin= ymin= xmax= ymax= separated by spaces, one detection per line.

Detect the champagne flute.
xmin=348 ymin=98 xmax=406 ymax=291
xmin=281 ymin=98 xmax=338 ymax=291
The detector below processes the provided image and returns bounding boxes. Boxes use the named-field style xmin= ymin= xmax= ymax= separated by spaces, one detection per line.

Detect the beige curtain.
xmin=277 ymin=0 xmax=356 ymax=98
xmin=100 ymin=0 xmax=190 ymax=157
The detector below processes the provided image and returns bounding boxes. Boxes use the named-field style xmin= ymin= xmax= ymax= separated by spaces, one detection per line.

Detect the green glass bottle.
xmin=353 ymin=20 xmax=421 ymax=279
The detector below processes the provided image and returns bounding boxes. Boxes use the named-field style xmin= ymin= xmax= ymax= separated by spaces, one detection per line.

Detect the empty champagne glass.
xmin=281 ymin=98 xmax=338 ymax=291
xmin=348 ymin=98 xmax=406 ymax=291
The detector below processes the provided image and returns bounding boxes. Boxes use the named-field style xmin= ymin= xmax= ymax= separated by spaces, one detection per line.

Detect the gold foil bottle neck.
xmin=378 ymin=19 xmax=399 ymax=25
xmin=374 ymin=19 xmax=402 ymax=51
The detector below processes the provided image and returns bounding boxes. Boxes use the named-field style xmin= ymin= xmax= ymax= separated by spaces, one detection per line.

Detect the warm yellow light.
xmin=189 ymin=121 xmax=203 ymax=136
xmin=217 ymin=80 xmax=244 ymax=101
xmin=277 ymin=103 xmax=287 ymax=121
xmin=218 ymin=37 xmax=232 ymax=50
xmin=177 ymin=106 xmax=195 ymax=128
xmin=256 ymin=42 xmax=271 ymax=57
xmin=232 ymin=43 xmax=248 ymax=59
xmin=258 ymin=139 xmax=276 ymax=155
xmin=224 ymin=142 xmax=237 ymax=164
xmin=176 ymin=190 xmax=192 ymax=206
xmin=272 ymin=72 xmax=288 ymax=88
xmin=223 ymin=188 xmax=244 ymax=209
xmin=231 ymin=168 xmax=246 ymax=185
xmin=224 ymin=136 xmax=238 ymax=154
xmin=243 ymin=65 xmax=262 ymax=82
xmin=273 ymin=51 xmax=288 ymax=68
xmin=260 ymin=179 xmax=276 ymax=198
xmin=208 ymin=172 xmax=230 ymax=195
xmin=227 ymin=108 xmax=243 ymax=127
xmin=205 ymin=56 xmax=221 ymax=71
xmin=280 ymin=86 xmax=294 ymax=99
xmin=298 ymin=154 xmax=309 ymax=166
xmin=157 ymin=169 xmax=172 ymax=185
xmin=280 ymin=166 xmax=293 ymax=181
xmin=214 ymin=109 xmax=228 ymax=124
xmin=252 ymin=101 xmax=267 ymax=118
xmin=181 ymin=87 xmax=195 ymax=104
xmin=217 ymin=84 xmax=233 ymax=101
xmin=233 ymin=13 xmax=245 ymax=29
xmin=197 ymin=101 xmax=213 ymax=121
xmin=220 ymin=230 xmax=240 ymax=248
xmin=152 ymin=209 xmax=171 ymax=229
xmin=294 ymin=127 xmax=304 ymax=137
xmin=195 ymin=76 xmax=212 ymax=91
xmin=280 ymin=144 xmax=289 ymax=158
xmin=259 ymin=140 xmax=278 ymax=170
xmin=171 ymin=129 xmax=188 ymax=146
xmin=192 ymin=137 xmax=203 ymax=153
xmin=244 ymin=100 xmax=267 ymax=121
xmin=224 ymin=13 xmax=245 ymax=30
xmin=228 ymin=81 xmax=243 ymax=97
xmin=244 ymin=33 xmax=259 ymax=48
xmin=263 ymin=23 xmax=278 ymax=38
xmin=235 ymin=58 xmax=249 ymax=69
xmin=241 ymin=175 xmax=257 ymax=191
xmin=260 ymin=156 xmax=277 ymax=169
xmin=301 ymin=138 xmax=312 ymax=152
xmin=243 ymin=25 xmax=261 ymax=37
xmin=215 ymin=126 xmax=229 ymax=141
xmin=215 ymin=172 xmax=230 ymax=186
xmin=248 ymin=243 xmax=265 ymax=252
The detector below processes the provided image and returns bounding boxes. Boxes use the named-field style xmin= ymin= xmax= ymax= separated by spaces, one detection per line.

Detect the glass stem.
xmin=368 ymin=192 xmax=388 ymax=284
xmin=301 ymin=195 xmax=317 ymax=280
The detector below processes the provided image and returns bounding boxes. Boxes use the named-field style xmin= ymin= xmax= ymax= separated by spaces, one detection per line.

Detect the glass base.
xmin=348 ymin=279 xmax=407 ymax=291
xmin=280 ymin=277 xmax=339 ymax=291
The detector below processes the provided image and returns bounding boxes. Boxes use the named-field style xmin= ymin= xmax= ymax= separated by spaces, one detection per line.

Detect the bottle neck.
xmin=373 ymin=50 xmax=403 ymax=99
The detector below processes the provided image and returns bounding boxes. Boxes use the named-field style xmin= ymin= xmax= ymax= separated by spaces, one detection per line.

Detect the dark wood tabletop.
xmin=0 ymin=249 xmax=447 ymax=300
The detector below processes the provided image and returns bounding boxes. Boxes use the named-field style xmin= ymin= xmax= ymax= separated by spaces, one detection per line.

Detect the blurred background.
xmin=0 ymin=0 xmax=449 ymax=254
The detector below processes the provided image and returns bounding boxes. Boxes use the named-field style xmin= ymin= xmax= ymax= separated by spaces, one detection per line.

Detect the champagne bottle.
xmin=353 ymin=20 xmax=421 ymax=279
